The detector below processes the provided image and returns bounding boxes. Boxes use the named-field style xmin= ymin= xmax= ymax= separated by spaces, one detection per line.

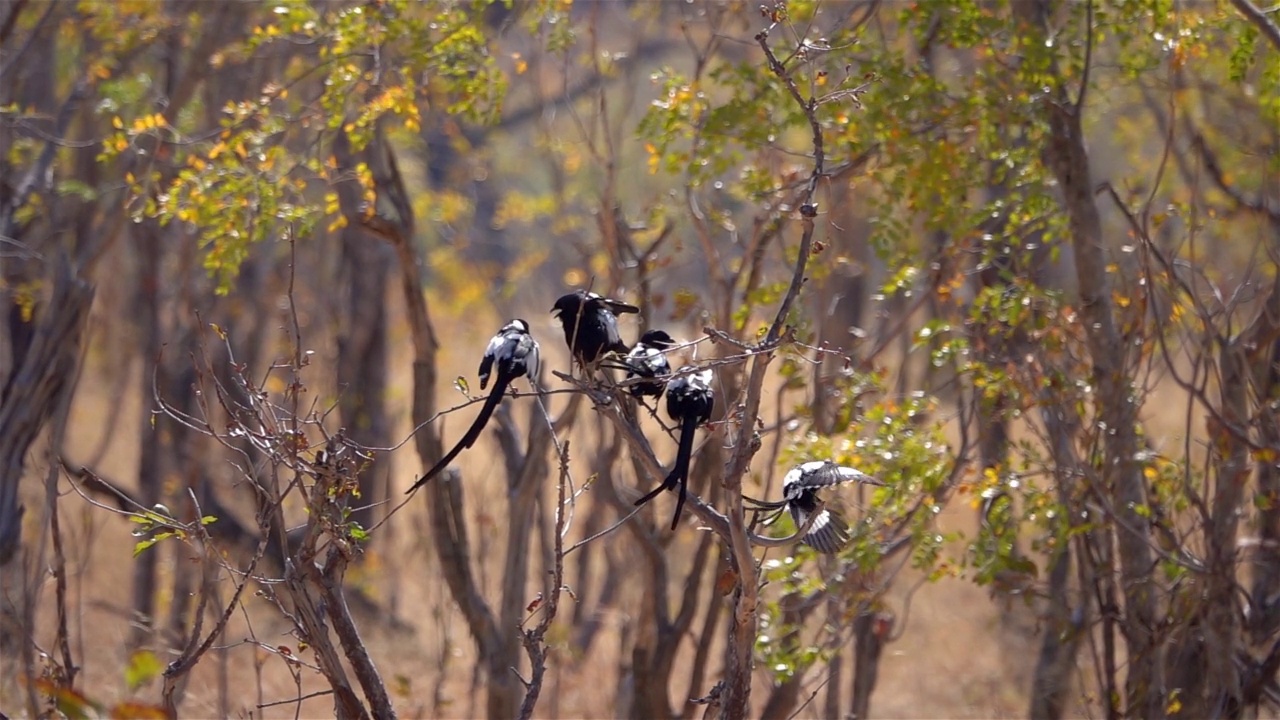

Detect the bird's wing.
xmin=477 ymin=340 xmax=499 ymax=390
xmin=604 ymin=297 xmax=640 ymax=314
xmin=790 ymin=504 xmax=851 ymax=554
xmin=519 ymin=335 xmax=540 ymax=383
xmin=602 ymin=309 xmax=628 ymax=352
xmin=787 ymin=461 xmax=883 ymax=495
xmin=624 ymin=344 xmax=649 ymax=367
xmin=829 ymin=463 xmax=885 ymax=486
xmin=626 ymin=345 xmax=668 ymax=377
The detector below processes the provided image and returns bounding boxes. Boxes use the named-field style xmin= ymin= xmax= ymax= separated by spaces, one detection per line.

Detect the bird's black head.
xmin=551 ymin=289 xmax=640 ymax=317
xmin=638 ymin=329 xmax=676 ymax=348
xmin=505 ymin=318 xmax=531 ymax=334
xmin=551 ymin=290 xmax=592 ymax=318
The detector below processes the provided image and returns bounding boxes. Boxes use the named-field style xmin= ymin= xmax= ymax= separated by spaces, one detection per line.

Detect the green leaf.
xmin=132 ymin=531 xmax=175 ymax=557
xmin=132 ymin=537 xmax=159 ymax=557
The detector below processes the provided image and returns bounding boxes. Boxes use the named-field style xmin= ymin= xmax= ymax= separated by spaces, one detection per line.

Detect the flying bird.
xmin=634 ymin=365 xmax=715 ymax=530
xmin=551 ymin=290 xmax=639 ymax=367
xmin=407 ymin=319 xmax=539 ymax=493
xmin=623 ymin=329 xmax=676 ymax=398
xmin=744 ymin=460 xmax=884 ymax=553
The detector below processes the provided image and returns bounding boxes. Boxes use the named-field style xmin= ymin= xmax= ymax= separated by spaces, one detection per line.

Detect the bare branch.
xmin=517 ymin=440 xmax=573 ymax=720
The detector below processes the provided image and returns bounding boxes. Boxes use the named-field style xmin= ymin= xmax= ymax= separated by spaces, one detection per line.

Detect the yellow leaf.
xmin=265 ymin=375 xmax=287 ymax=395
xmin=112 ymin=116 xmax=123 ymax=130
xmin=515 ymin=57 xmax=528 ymax=75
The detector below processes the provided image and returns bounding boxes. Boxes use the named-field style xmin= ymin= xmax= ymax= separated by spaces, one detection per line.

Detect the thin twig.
xmin=517 ymin=440 xmax=573 ymax=720
xmin=256 ymin=689 xmax=335 ymax=710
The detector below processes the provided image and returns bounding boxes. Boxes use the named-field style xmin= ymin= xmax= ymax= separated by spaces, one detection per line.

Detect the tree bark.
xmin=337 ymin=227 xmax=393 ymax=534
xmin=850 ymin=608 xmax=890 ymax=720
xmin=129 ymin=223 xmax=165 ymax=648
xmin=0 ymin=261 xmax=93 ymax=654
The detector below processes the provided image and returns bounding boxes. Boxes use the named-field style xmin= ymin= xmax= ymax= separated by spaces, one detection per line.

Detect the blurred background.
xmin=1 ymin=0 xmax=1278 ymax=717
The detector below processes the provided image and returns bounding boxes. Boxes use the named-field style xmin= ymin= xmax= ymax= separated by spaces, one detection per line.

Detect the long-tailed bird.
xmin=623 ymin=329 xmax=676 ymax=398
xmin=407 ymin=319 xmax=539 ymax=492
xmin=634 ymin=365 xmax=714 ymax=530
xmin=551 ymin=290 xmax=638 ymax=367
xmin=744 ymin=461 xmax=883 ymax=553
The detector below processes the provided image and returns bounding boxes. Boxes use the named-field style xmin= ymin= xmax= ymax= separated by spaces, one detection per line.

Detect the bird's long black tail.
xmin=406 ymin=375 xmax=509 ymax=494
xmin=634 ymin=414 xmax=698 ymax=530
xmin=742 ymin=494 xmax=787 ymax=511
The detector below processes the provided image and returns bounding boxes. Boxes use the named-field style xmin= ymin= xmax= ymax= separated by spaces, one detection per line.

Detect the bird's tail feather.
xmin=458 ymin=375 xmax=508 ymax=450
xmin=633 ymin=478 xmax=670 ymax=507
xmin=634 ymin=414 xmax=698 ymax=529
xmin=406 ymin=376 xmax=508 ymax=494
xmin=668 ymin=415 xmax=698 ymax=529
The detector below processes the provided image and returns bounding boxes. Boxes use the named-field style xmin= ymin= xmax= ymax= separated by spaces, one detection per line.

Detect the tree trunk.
xmin=1250 ymin=330 xmax=1280 ymax=643
xmin=0 ymin=260 xmax=93 ymax=635
xmin=759 ymin=591 xmax=814 ymax=720
xmin=850 ymin=608 xmax=890 ymax=720
xmin=129 ymin=224 xmax=165 ymax=648
xmin=337 ymin=227 xmax=393 ymax=534
xmin=1023 ymin=2 xmax=1162 ymax=714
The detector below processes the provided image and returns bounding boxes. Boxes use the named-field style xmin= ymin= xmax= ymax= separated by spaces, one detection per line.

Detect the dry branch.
xmin=0 ymin=260 xmax=92 ymax=565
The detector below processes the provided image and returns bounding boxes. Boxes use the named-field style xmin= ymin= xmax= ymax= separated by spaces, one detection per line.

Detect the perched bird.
xmin=634 ymin=365 xmax=715 ymax=530
xmin=623 ymin=329 xmax=676 ymax=398
xmin=407 ymin=319 xmax=539 ymax=493
xmin=744 ymin=461 xmax=884 ymax=553
xmin=551 ymin=290 xmax=639 ymax=367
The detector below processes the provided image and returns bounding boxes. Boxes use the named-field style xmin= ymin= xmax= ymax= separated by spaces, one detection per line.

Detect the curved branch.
xmin=1228 ymin=0 xmax=1280 ymax=52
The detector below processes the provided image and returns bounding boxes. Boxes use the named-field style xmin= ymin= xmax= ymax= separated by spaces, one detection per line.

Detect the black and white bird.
xmin=551 ymin=290 xmax=639 ymax=367
xmin=744 ymin=461 xmax=883 ymax=553
xmin=407 ymin=319 xmax=540 ymax=493
xmin=622 ymin=329 xmax=676 ymax=398
xmin=634 ymin=365 xmax=715 ymax=530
